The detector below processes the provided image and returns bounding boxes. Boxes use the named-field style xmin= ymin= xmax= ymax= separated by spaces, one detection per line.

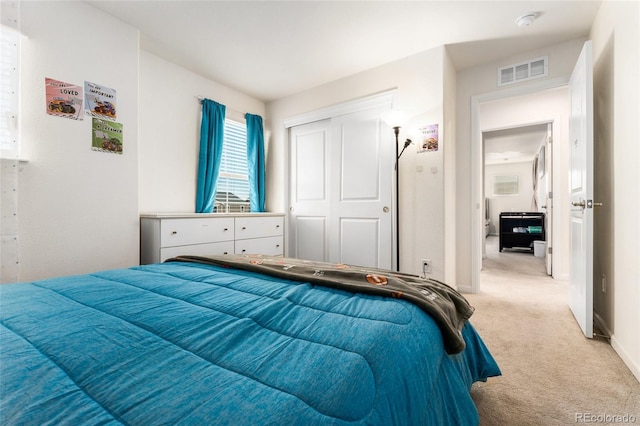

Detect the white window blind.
xmin=493 ymin=175 xmax=519 ymax=196
xmin=1 ymin=0 xmax=20 ymax=283
xmin=214 ymin=119 xmax=250 ymax=213
xmin=1 ymin=2 xmax=20 ymax=159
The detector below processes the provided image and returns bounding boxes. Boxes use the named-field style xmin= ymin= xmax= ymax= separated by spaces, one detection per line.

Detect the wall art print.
xmin=92 ymin=118 xmax=123 ymax=154
xmin=85 ymin=81 xmax=117 ymax=120
xmin=418 ymin=124 xmax=439 ymax=153
xmin=45 ymin=78 xmax=83 ymax=120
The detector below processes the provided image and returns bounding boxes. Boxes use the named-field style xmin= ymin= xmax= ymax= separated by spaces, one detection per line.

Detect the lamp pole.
xmin=382 ymin=110 xmax=412 ymax=272
xmin=393 ymin=126 xmax=412 ymax=272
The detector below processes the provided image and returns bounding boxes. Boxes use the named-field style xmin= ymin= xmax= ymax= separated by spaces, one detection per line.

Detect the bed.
xmin=0 ymin=254 xmax=500 ymax=425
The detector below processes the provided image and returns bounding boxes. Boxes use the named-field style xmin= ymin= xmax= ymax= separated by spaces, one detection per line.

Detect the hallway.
xmin=483 ymin=235 xmax=546 ymax=277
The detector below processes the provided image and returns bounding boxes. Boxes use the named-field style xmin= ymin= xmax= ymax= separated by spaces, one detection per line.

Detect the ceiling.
xmin=85 ymin=0 xmax=602 ymax=102
xmin=484 ymin=123 xmax=548 ymax=165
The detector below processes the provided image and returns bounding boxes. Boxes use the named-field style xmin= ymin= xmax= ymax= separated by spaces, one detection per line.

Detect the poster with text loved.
xmin=45 ymin=78 xmax=83 ymax=120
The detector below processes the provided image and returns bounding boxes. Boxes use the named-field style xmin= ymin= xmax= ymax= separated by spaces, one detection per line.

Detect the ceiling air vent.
xmin=498 ymin=56 xmax=548 ymax=86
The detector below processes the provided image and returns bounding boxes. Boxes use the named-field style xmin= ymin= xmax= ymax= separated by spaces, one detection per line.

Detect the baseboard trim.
xmin=595 ymin=313 xmax=640 ymax=383
xmin=611 ymin=335 xmax=640 ymax=383
xmin=553 ymin=273 xmax=570 ymax=281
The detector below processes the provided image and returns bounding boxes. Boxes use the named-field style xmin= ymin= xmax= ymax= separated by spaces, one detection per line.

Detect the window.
xmin=214 ymin=119 xmax=250 ymax=213
xmin=1 ymin=2 xmax=20 ymax=159
xmin=492 ymin=175 xmax=519 ymax=196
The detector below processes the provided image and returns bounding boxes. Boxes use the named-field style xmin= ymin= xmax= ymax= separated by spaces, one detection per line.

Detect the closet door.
xmin=289 ymin=104 xmax=393 ymax=269
xmin=289 ymin=120 xmax=331 ymax=262
xmin=329 ymin=107 xmax=392 ymax=269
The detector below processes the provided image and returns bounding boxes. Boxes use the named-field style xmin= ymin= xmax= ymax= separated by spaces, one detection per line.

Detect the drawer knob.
xmin=242 ymin=249 xmax=246 ymax=253
xmin=171 ymin=231 xmax=177 ymax=235
xmin=224 ymin=228 xmax=228 ymax=231
xmin=242 ymin=226 xmax=246 ymax=230
xmin=224 ymin=251 xmax=228 ymax=255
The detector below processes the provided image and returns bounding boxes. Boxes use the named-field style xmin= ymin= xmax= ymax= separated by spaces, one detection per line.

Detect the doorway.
xmin=482 ymin=122 xmax=551 ymax=276
xmin=470 ymin=83 xmax=572 ymax=292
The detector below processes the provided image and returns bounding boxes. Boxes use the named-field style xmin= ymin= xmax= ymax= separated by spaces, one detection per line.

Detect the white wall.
xmin=478 ymin=87 xmax=570 ymax=279
xmin=267 ymin=47 xmax=448 ymax=280
xmin=138 ymin=51 xmax=265 ymax=213
xmin=455 ymin=39 xmax=585 ymax=290
xmin=590 ymin=0 xmax=640 ymax=382
xmin=17 ymin=1 xmax=139 ymax=281
xmin=484 ymin=161 xmax=535 ymax=235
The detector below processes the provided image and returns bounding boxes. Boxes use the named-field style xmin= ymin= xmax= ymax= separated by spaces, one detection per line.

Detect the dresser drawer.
xmin=141 ymin=214 xmax=284 ymax=265
xmin=160 ymin=241 xmax=235 ymax=262
xmin=235 ymin=236 xmax=283 ymax=256
xmin=160 ymin=217 xmax=234 ymax=247
xmin=235 ymin=216 xmax=283 ymax=240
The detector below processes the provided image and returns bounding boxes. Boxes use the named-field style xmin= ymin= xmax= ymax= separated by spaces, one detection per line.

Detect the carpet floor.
xmin=467 ymin=236 xmax=640 ymax=425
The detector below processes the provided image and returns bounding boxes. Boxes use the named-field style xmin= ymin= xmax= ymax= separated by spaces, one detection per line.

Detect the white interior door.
xmin=329 ymin=107 xmax=393 ymax=269
xmin=289 ymin=120 xmax=331 ymax=262
xmin=288 ymin=104 xmax=393 ymax=269
xmin=568 ymin=41 xmax=595 ymax=338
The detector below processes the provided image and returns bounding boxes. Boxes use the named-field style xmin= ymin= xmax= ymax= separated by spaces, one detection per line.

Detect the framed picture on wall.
xmin=538 ymin=145 xmax=545 ymax=178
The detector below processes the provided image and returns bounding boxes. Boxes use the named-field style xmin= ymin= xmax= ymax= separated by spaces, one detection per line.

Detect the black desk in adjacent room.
xmin=499 ymin=212 xmax=545 ymax=252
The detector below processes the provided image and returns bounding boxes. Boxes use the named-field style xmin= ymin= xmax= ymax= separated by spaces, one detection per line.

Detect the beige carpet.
xmin=467 ymin=236 xmax=640 ymax=425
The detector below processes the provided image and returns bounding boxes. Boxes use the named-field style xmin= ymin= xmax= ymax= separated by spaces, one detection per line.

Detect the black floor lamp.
xmin=383 ymin=112 xmax=412 ymax=271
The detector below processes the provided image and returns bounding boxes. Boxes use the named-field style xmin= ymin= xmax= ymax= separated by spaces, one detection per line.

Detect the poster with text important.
xmin=92 ymin=118 xmax=123 ymax=154
xmin=45 ymin=78 xmax=83 ymax=120
xmin=418 ymin=124 xmax=439 ymax=153
xmin=85 ymin=81 xmax=117 ymax=120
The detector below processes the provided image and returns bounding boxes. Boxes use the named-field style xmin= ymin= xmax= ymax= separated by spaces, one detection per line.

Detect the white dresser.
xmin=140 ymin=213 xmax=284 ymax=264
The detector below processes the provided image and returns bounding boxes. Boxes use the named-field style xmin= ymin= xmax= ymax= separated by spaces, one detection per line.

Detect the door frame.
xmin=283 ymin=90 xmax=397 ymax=268
xmin=481 ymin=120 xmax=553 ymax=271
xmin=283 ymin=90 xmax=397 ymax=128
xmin=470 ymin=77 xmax=569 ymax=293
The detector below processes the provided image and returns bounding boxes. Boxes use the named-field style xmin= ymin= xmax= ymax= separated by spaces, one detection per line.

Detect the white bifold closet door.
xmin=289 ymin=104 xmax=393 ymax=269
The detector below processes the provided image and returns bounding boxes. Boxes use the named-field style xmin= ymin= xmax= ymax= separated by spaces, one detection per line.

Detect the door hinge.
xmin=548 ymin=246 xmax=552 ymax=254
xmin=548 ymin=191 xmax=553 ymax=199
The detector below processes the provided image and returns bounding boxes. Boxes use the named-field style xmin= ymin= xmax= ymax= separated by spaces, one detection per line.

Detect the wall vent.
xmin=498 ymin=56 xmax=548 ymax=86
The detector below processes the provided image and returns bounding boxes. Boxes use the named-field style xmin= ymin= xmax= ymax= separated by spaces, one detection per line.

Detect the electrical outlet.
xmin=421 ymin=259 xmax=432 ymax=275
xmin=601 ymin=274 xmax=607 ymax=293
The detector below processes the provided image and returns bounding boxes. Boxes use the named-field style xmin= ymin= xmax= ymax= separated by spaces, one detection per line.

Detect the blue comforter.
xmin=0 ymin=262 xmax=500 ymax=425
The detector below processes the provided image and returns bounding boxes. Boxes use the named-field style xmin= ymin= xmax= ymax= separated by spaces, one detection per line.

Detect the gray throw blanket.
xmin=168 ymin=254 xmax=474 ymax=354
